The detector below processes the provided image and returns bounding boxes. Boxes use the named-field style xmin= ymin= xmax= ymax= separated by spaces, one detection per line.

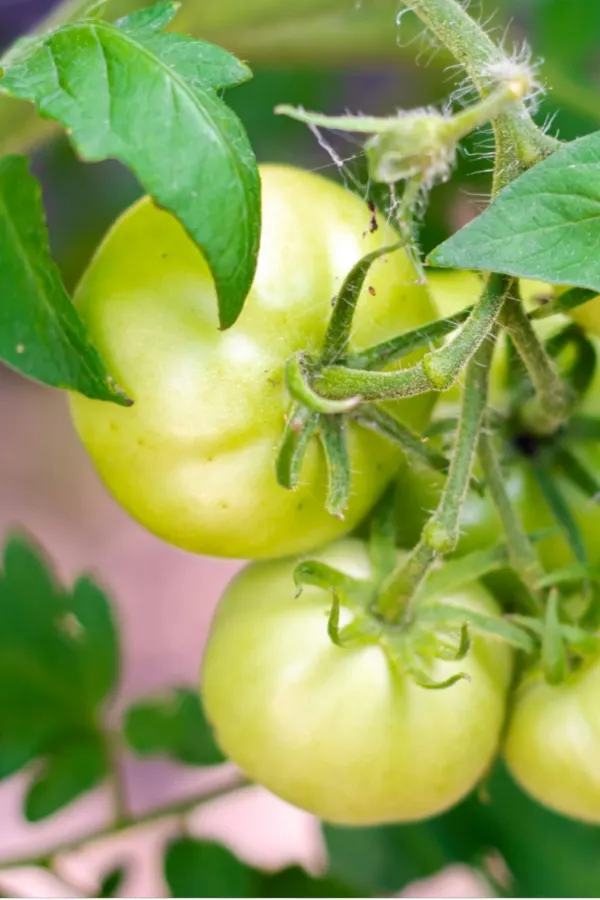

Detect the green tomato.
xmin=504 ymin=661 xmax=600 ymax=822
xmin=202 ymin=539 xmax=512 ymax=825
xmin=69 ymin=165 xmax=436 ymax=559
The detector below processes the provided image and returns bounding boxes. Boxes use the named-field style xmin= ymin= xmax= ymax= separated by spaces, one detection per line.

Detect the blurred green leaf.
xmin=99 ymin=866 xmax=127 ymax=897
xmin=535 ymin=0 xmax=600 ymax=77
xmin=0 ymin=533 xmax=119 ymax=817
xmin=325 ymin=763 xmax=600 ymax=898
xmin=324 ymin=809 xmax=480 ymax=894
xmin=71 ymin=576 xmax=120 ymax=709
xmin=0 ymin=1 xmax=260 ymax=329
xmin=24 ymin=735 xmax=107 ymax=822
xmin=0 ymin=155 xmax=129 ymax=403
xmin=429 ymin=133 xmax=600 ymax=292
xmin=165 ymin=839 xmax=252 ymax=898
xmin=124 ymin=687 xmax=225 ymax=766
xmin=257 ymin=866 xmax=361 ymax=897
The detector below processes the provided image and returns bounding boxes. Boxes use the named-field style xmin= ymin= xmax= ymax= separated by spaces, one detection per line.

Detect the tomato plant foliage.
xmin=5 ymin=0 xmax=600 ymax=896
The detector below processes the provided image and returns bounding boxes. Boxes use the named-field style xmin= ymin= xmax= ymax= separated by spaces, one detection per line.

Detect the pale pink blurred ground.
xmin=0 ymin=375 xmax=490 ymax=898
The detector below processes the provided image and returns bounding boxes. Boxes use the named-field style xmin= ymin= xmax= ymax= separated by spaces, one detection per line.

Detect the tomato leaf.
xmin=0 ymin=156 xmax=129 ymax=403
xmin=0 ymin=1 xmax=260 ymax=329
xmin=0 ymin=533 xmax=119 ymax=817
xmin=164 ymin=839 xmax=252 ymax=898
xmin=24 ymin=735 xmax=107 ymax=822
xmin=325 ymin=762 xmax=600 ymax=897
xmin=99 ymin=867 xmax=127 ymax=898
xmin=124 ymin=687 xmax=225 ymax=766
xmin=428 ymin=133 xmax=600 ymax=293
xmin=256 ymin=866 xmax=361 ymax=898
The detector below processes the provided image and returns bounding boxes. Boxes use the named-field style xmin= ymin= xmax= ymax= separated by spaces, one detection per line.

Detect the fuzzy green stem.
xmin=501 ymin=296 xmax=573 ymax=434
xmin=316 ymin=274 xmax=508 ymax=403
xmin=404 ymin=0 xmax=558 ymax=191
xmin=375 ymin=332 xmax=496 ymax=623
xmin=422 ymin=272 xmax=507 ymax=388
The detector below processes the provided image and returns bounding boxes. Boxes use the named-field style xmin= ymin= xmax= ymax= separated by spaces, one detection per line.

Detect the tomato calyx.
xmin=294 ymin=502 xmax=538 ymax=689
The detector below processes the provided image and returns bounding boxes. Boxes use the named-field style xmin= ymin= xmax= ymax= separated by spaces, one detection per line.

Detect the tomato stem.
xmin=374 ymin=332 xmax=495 ymax=623
xmin=501 ymin=296 xmax=573 ymax=434
xmin=477 ymin=426 xmax=545 ymax=614
xmin=404 ymin=0 xmax=558 ymax=192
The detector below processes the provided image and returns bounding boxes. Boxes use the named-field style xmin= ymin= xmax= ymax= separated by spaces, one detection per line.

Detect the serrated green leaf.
xmin=124 ymin=687 xmax=224 ymax=766
xmin=25 ymin=734 xmax=107 ymax=821
xmin=0 ymin=156 xmax=129 ymax=403
xmin=0 ymin=532 xmax=120 ymax=791
xmin=0 ymin=3 xmax=260 ymax=329
xmin=165 ymin=839 xmax=252 ymax=898
xmin=428 ymin=133 xmax=600 ymax=293
xmin=116 ymin=3 xmax=252 ymax=91
xmin=70 ymin=576 xmax=119 ymax=708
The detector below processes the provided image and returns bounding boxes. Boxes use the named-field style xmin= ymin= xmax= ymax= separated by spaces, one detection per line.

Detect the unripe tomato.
xmin=69 ymin=165 xmax=436 ymax=559
xmin=504 ymin=661 xmax=600 ymax=822
xmin=202 ymin=539 xmax=512 ymax=825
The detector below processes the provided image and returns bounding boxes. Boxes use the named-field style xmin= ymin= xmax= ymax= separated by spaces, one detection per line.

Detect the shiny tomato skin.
xmin=69 ymin=165 xmax=436 ymax=559
xmin=201 ymin=539 xmax=512 ymax=825
xmin=504 ymin=661 xmax=600 ymax=822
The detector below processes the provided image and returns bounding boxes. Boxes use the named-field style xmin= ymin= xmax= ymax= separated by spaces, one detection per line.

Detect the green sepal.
xmin=353 ymin=404 xmax=450 ymax=473
xmin=417 ymin=603 xmax=536 ymax=654
xmin=275 ymin=403 xmax=319 ymax=490
xmin=541 ymin=590 xmax=568 ymax=685
xmin=321 ymin=243 xmax=404 ymax=366
xmin=346 ymin=307 xmax=471 ymax=371
xmin=293 ymin=561 xmax=372 ymax=610
xmin=319 ymin=416 xmax=352 ymax=517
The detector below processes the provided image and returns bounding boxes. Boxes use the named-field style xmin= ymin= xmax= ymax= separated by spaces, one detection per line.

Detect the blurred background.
xmin=0 ymin=0 xmax=600 ymax=896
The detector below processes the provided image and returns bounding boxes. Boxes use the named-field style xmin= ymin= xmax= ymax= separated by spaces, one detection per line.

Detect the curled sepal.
xmin=510 ymin=614 xmax=600 ymax=657
xmin=327 ymin=592 xmax=344 ymax=647
xmin=434 ymin=624 xmax=471 ymax=662
xmin=276 ymin=403 xmax=319 ymax=490
xmin=346 ymin=307 xmax=471 ymax=371
xmin=541 ymin=590 xmax=568 ymax=685
xmin=285 ymin=354 xmax=360 ymax=415
xmin=319 ymin=416 xmax=352 ymax=518
xmin=293 ymin=560 xmax=372 ymax=610
xmin=352 ymin=404 xmax=450 ymax=474
xmin=321 ymin=243 xmax=403 ymax=366
xmin=387 ymin=639 xmax=470 ymax=690
xmin=417 ymin=604 xmax=536 ymax=654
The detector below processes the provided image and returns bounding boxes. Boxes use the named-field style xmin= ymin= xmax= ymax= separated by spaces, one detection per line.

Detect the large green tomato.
xmin=202 ymin=539 xmax=512 ymax=825
xmin=504 ymin=662 xmax=600 ymax=822
xmin=69 ymin=165 xmax=436 ymax=559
